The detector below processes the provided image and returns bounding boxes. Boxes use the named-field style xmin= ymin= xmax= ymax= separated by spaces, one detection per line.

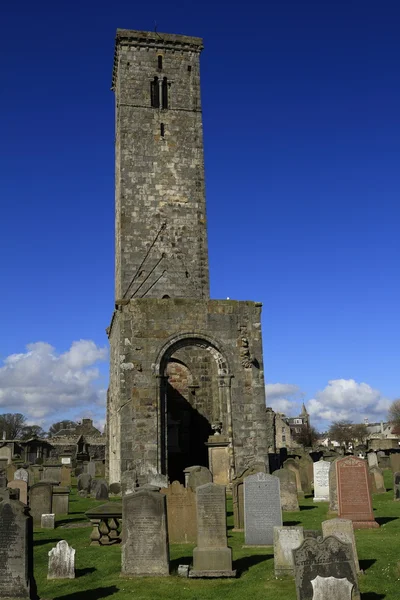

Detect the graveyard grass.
xmin=34 ymin=471 xmax=398 ymax=600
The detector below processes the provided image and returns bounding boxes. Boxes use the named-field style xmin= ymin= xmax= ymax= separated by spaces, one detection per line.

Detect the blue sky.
xmin=0 ymin=1 xmax=399 ymax=431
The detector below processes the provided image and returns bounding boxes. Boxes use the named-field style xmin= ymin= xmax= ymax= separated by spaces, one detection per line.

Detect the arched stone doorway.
xmin=156 ymin=334 xmax=233 ymax=483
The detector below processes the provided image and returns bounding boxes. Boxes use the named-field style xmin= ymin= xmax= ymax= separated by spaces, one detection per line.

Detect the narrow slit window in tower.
xmin=160 ymin=123 xmax=165 ymax=137
xmin=158 ymin=55 xmax=163 ymax=70
xmin=162 ymin=77 xmax=168 ymax=109
xmin=151 ymin=76 xmax=160 ymax=108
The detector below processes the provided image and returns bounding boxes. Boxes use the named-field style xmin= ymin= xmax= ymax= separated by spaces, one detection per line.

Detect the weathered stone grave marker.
xmin=389 ymin=453 xmax=400 ymax=474
xmin=311 ymin=575 xmax=353 ymax=600
xmin=274 ymin=468 xmax=299 ymax=511
xmin=41 ymin=514 xmax=55 ymax=529
xmin=273 ymin=526 xmax=304 ymax=576
xmin=14 ymin=467 xmax=29 ymax=483
xmin=322 ymin=518 xmax=360 ymax=573
xmin=244 ymin=472 xmax=282 ymax=545
xmin=52 ymin=486 xmax=70 ymax=515
xmin=95 ymin=481 xmax=109 ymax=501
xmin=283 ymin=458 xmax=303 ymax=496
xmin=185 ymin=465 xmax=212 ymax=491
xmin=313 ymin=460 xmax=330 ymax=502
xmin=48 ymin=540 xmax=75 ymax=579
xmin=367 ymin=452 xmax=378 ymax=469
xmin=293 ymin=536 xmax=360 ymax=600
xmin=60 ymin=465 xmax=72 ymax=487
xmin=7 ymin=480 xmax=28 ymax=505
xmin=336 ymin=456 xmax=378 ymax=528
xmin=77 ymin=473 xmax=92 ymax=493
xmin=369 ymin=465 xmax=386 ymax=494
xmin=30 ymin=482 xmax=53 ymax=525
xmin=121 ymin=488 xmax=169 ymax=576
xmin=328 ymin=458 xmax=339 ymax=514
xmin=161 ymin=481 xmax=197 ymax=543
xmin=232 ymin=462 xmax=267 ymax=530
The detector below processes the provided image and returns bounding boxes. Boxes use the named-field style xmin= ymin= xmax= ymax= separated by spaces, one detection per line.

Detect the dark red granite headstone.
xmin=336 ymin=456 xmax=378 ymax=529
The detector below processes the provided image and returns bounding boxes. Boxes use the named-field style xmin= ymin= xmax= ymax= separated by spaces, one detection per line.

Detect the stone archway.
xmin=155 ymin=333 xmax=234 ymax=482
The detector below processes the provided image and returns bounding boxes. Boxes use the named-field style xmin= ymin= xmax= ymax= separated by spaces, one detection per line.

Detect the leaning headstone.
xmin=48 ymin=540 xmax=75 ymax=579
xmin=322 ymin=518 xmax=360 ymax=573
xmin=336 ymin=456 xmax=378 ymax=528
xmin=185 ymin=466 xmax=213 ymax=491
xmin=311 ymin=575 xmax=353 ymax=600
xmin=394 ymin=471 xmax=400 ymax=501
xmin=7 ymin=480 xmax=28 ymax=505
xmin=121 ymin=489 xmax=169 ymax=576
xmin=161 ymin=481 xmax=197 ymax=543
xmin=30 ymin=482 xmax=53 ymax=525
xmin=232 ymin=462 xmax=267 ymax=530
xmin=244 ymin=473 xmax=282 ymax=545
xmin=190 ymin=482 xmax=235 ymax=577
xmin=41 ymin=513 xmax=55 ymax=529
xmin=367 ymin=452 xmax=378 ymax=469
xmin=390 ymin=453 xmax=400 ymax=474
xmin=14 ymin=467 xmax=29 ymax=483
xmin=95 ymin=481 xmax=109 ymax=501
xmin=293 ymin=536 xmax=360 ymax=600
xmin=275 ymin=469 xmax=299 ymax=511
xmin=273 ymin=526 xmax=304 ymax=577
xmin=0 ymin=495 xmax=32 ymax=599
xmin=313 ymin=460 xmax=330 ymax=502
xmin=283 ymin=458 xmax=303 ymax=496
xmin=77 ymin=473 xmax=92 ymax=492
xmin=369 ymin=466 xmax=386 ymax=494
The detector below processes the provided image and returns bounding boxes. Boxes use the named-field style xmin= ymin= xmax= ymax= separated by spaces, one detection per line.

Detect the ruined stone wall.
xmin=113 ymin=30 xmax=209 ymax=301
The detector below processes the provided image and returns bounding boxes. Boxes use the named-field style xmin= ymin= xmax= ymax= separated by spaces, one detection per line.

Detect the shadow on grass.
xmin=33 ymin=538 xmax=62 ymax=547
xmin=170 ymin=556 xmax=192 ymax=573
xmin=361 ymin=594 xmax=386 ymax=599
xmin=75 ymin=567 xmax=96 ymax=578
xmin=359 ymin=559 xmax=376 ymax=571
xmin=300 ymin=506 xmax=317 ymax=511
xmin=375 ymin=516 xmax=398 ymax=526
xmin=227 ymin=510 xmax=233 ymax=517
xmin=283 ymin=521 xmax=301 ymax=526
xmin=235 ymin=553 xmax=273 ymax=576
xmin=56 ymin=516 xmax=87 ymax=527
xmin=53 ymin=586 xmax=119 ymax=600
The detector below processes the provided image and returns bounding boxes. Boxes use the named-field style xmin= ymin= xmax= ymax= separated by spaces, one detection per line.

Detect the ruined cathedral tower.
xmin=107 ymin=29 xmax=269 ymax=484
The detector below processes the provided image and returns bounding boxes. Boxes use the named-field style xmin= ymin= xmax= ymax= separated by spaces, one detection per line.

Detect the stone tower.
xmin=107 ymin=30 xmax=270 ymax=485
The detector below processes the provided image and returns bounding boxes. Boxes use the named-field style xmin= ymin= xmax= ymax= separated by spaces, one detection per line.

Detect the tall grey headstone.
xmin=273 ymin=526 xmax=304 ymax=577
xmin=244 ymin=473 xmax=282 ymax=545
xmin=122 ymin=489 xmax=169 ymax=576
xmin=190 ymin=482 xmax=235 ymax=577
xmin=313 ymin=461 xmax=330 ymax=502
xmin=0 ymin=495 xmax=32 ymax=599
xmin=322 ymin=518 xmax=360 ymax=573
xmin=29 ymin=483 xmax=52 ymax=525
xmin=293 ymin=536 xmax=360 ymax=600
xmin=48 ymin=540 xmax=75 ymax=579
xmin=14 ymin=468 xmax=29 ymax=483
xmin=274 ymin=469 xmax=299 ymax=511
xmin=311 ymin=575 xmax=353 ymax=600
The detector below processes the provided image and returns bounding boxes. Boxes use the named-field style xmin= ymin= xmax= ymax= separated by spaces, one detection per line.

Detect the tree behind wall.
xmin=0 ymin=413 xmax=26 ymax=439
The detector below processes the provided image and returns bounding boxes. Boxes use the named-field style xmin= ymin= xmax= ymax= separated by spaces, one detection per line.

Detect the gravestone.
xmin=298 ymin=455 xmax=313 ymax=495
xmin=232 ymin=462 xmax=267 ymax=530
xmin=0 ymin=471 xmax=6 ymax=489
xmin=41 ymin=514 xmax=55 ymax=529
xmin=6 ymin=463 xmax=16 ymax=483
xmin=77 ymin=473 xmax=92 ymax=492
xmin=52 ymin=487 xmax=70 ymax=515
xmin=273 ymin=526 xmax=304 ymax=576
xmin=311 ymin=575 xmax=353 ymax=600
xmin=86 ymin=462 xmax=96 ymax=477
xmin=14 ymin=468 xmax=29 ymax=483
xmin=110 ymin=482 xmax=121 ymax=495
xmin=0 ymin=495 xmax=32 ymax=599
xmin=48 ymin=540 xmax=75 ymax=579
xmin=60 ymin=465 xmax=72 ymax=487
xmin=336 ymin=456 xmax=378 ymax=528
xmin=390 ymin=453 xmax=400 ymax=474
xmin=283 ymin=458 xmax=303 ymax=496
xmin=322 ymin=518 xmax=360 ymax=573
xmin=161 ymin=481 xmax=197 ymax=543
xmin=30 ymin=482 xmax=52 ymax=525
xmin=274 ymin=469 xmax=299 ymax=511
xmin=313 ymin=460 xmax=330 ymax=502
xmin=369 ymin=466 xmax=386 ymax=494
xmin=7 ymin=480 xmax=28 ymax=505
xmin=190 ymin=482 xmax=235 ymax=577
xmin=367 ymin=452 xmax=378 ymax=468
xmin=185 ymin=466 xmax=213 ymax=491
xmin=0 ymin=446 xmax=12 ymax=465
xmin=95 ymin=481 xmax=109 ymax=501
xmin=121 ymin=470 xmax=137 ymax=496
xmin=328 ymin=459 xmax=339 ymax=514
xmin=121 ymin=489 xmax=169 ymax=576
xmin=244 ymin=473 xmax=282 ymax=545
xmin=42 ymin=466 xmax=61 ymax=483
xmin=394 ymin=471 xmax=400 ymax=501
xmin=293 ymin=536 xmax=360 ymax=600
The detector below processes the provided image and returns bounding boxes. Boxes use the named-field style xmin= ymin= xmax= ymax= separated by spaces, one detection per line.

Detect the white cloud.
xmin=0 ymin=340 xmax=108 ymax=426
xmin=308 ymin=379 xmax=391 ymax=424
xmin=265 ymin=382 xmax=303 ymax=415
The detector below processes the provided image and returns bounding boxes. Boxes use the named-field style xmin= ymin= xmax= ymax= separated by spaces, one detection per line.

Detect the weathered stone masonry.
xmin=107 ymin=30 xmax=269 ymax=484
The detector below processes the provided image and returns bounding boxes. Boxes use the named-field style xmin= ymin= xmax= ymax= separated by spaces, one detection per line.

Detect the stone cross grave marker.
xmin=293 ymin=535 xmax=360 ymax=600
xmin=273 ymin=526 xmax=304 ymax=577
xmin=29 ymin=482 xmax=53 ymax=525
xmin=161 ymin=481 xmax=197 ymax=543
xmin=274 ymin=469 xmax=299 ymax=511
xmin=7 ymin=480 xmax=28 ymax=505
xmin=190 ymin=482 xmax=235 ymax=577
xmin=185 ymin=466 xmax=213 ymax=491
xmin=336 ymin=456 xmax=378 ymax=528
xmin=244 ymin=473 xmax=282 ymax=545
xmin=321 ymin=518 xmax=360 ymax=573
xmin=367 ymin=452 xmax=378 ymax=468
xmin=48 ymin=540 xmax=75 ymax=579
xmin=311 ymin=575 xmax=353 ymax=600
xmin=394 ymin=471 xmax=400 ymax=501
xmin=232 ymin=462 xmax=267 ymax=530
xmin=313 ymin=460 xmax=330 ymax=502
xmin=0 ymin=495 xmax=32 ymax=599
xmin=121 ymin=489 xmax=169 ymax=576
xmin=14 ymin=468 xmax=29 ymax=483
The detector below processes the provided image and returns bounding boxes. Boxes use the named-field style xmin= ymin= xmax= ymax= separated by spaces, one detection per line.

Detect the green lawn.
xmin=34 ymin=471 xmax=397 ymax=600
